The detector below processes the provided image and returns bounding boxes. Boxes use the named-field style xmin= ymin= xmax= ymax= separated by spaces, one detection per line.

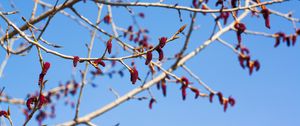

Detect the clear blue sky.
xmin=0 ymin=0 xmax=300 ymax=126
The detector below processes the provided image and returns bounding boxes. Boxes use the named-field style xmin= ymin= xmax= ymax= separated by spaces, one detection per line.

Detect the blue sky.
xmin=0 ymin=0 xmax=300 ymax=126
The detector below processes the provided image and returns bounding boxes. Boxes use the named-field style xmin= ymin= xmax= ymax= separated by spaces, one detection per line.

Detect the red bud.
xmin=107 ymin=38 xmax=112 ymax=54
xmin=261 ymin=9 xmax=271 ymax=29
xmin=156 ymin=47 xmax=164 ymax=61
xmin=192 ymin=0 xmax=198 ymax=8
xmin=145 ymin=51 xmax=153 ymax=65
xmin=253 ymin=60 xmax=260 ymax=71
xmin=130 ymin=67 xmax=139 ymax=84
xmin=159 ymin=37 xmax=167 ymax=48
xmin=292 ymin=34 xmax=297 ymax=46
xmin=37 ymin=94 xmax=48 ymax=109
xmin=103 ymin=15 xmax=111 ymax=24
xmin=217 ymin=92 xmax=224 ymax=105
xmin=296 ymin=29 xmax=300 ymax=35
xmin=73 ymin=56 xmax=79 ymax=67
xmin=228 ymin=96 xmax=236 ymax=107
xmin=223 ymin=100 xmax=228 ymax=112
xmin=93 ymin=58 xmax=105 ymax=67
xmin=190 ymin=87 xmax=200 ymax=99
xmin=26 ymin=96 xmax=37 ymax=110
xmin=161 ymin=79 xmax=167 ymax=97
xmin=42 ymin=62 xmax=50 ymax=74
xmin=215 ymin=0 xmax=223 ymax=7
xmin=209 ymin=92 xmax=214 ymax=103
xmin=181 ymin=85 xmax=187 ymax=100
xmin=149 ymin=98 xmax=156 ymax=109
xmin=0 ymin=111 xmax=8 ymax=118
xmin=234 ymin=23 xmax=246 ymax=44
xmin=138 ymin=13 xmax=145 ymax=18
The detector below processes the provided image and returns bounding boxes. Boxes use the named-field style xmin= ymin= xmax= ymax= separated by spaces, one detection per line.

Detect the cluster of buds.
xmin=57 ymin=80 xmax=80 ymax=98
xmin=144 ymin=37 xmax=167 ymax=65
xmin=26 ymin=94 xmax=48 ymax=110
xmin=236 ymin=45 xmax=260 ymax=75
xmin=177 ymin=77 xmax=200 ymax=100
xmin=91 ymin=58 xmax=106 ymax=71
xmin=124 ymin=25 xmax=133 ymax=39
xmin=156 ymin=79 xmax=167 ymax=97
xmin=209 ymin=92 xmax=235 ymax=112
xmin=0 ymin=108 xmax=10 ymax=119
xmin=178 ymin=77 xmax=190 ymax=100
xmin=274 ymin=30 xmax=299 ymax=47
xmin=216 ymin=9 xmax=230 ymax=25
xmin=125 ymin=25 xmax=150 ymax=48
xmin=23 ymin=80 xmax=80 ymax=124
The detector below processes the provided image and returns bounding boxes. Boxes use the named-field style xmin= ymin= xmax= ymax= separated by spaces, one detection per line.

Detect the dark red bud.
xmin=93 ymin=58 xmax=105 ymax=67
xmin=180 ymin=76 xmax=190 ymax=86
xmin=181 ymin=85 xmax=187 ymax=100
xmin=261 ymin=9 xmax=271 ymax=29
xmin=223 ymin=100 xmax=228 ymax=112
xmin=138 ymin=13 xmax=145 ymax=18
xmin=26 ymin=96 xmax=37 ymax=110
xmin=0 ymin=111 xmax=8 ymax=118
xmin=145 ymin=51 xmax=153 ymax=65
xmin=241 ymin=47 xmax=250 ymax=54
xmin=42 ymin=62 xmax=50 ymax=74
xmin=292 ymin=34 xmax=297 ymax=46
xmin=215 ymin=0 xmax=223 ymax=7
xmin=253 ymin=60 xmax=260 ymax=71
xmin=129 ymin=34 xmax=134 ymax=41
xmin=234 ymin=23 xmax=246 ymax=43
xmin=220 ymin=12 xmax=230 ymax=25
xmin=149 ymin=98 xmax=156 ymax=109
xmin=217 ymin=92 xmax=224 ymax=105
xmin=231 ymin=0 xmax=237 ymax=8
xmin=73 ymin=56 xmax=79 ymax=67
xmin=285 ymin=36 xmax=291 ymax=46
xmin=130 ymin=67 xmax=139 ymax=84
xmin=156 ymin=47 xmax=164 ymax=61
xmin=103 ymin=15 xmax=111 ymax=24
xmin=228 ymin=96 xmax=236 ymax=107
xmin=161 ymin=79 xmax=167 ymax=97
xmin=192 ymin=0 xmax=199 ymax=8
xmin=107 ymin=38 xmax=112 ymax=54
xmin=159 ymin=37 xmax=167 ymax=48
xmin=38 ymin=94 xmax=48 ymax=109
xmin=209 ymin=93 xmax=214 ymax=103
xmin=238 ymin=54 xmax=250 ymax=69
xmin=190 ymin=87 xmax=200 ymax=99
xmin=296 ymin=29 xmax=300 ymax=35
xmin=274 ymin=36 xmax=280 ymax=47
xmin=156 ymin=82 xmax=161 ymax=90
